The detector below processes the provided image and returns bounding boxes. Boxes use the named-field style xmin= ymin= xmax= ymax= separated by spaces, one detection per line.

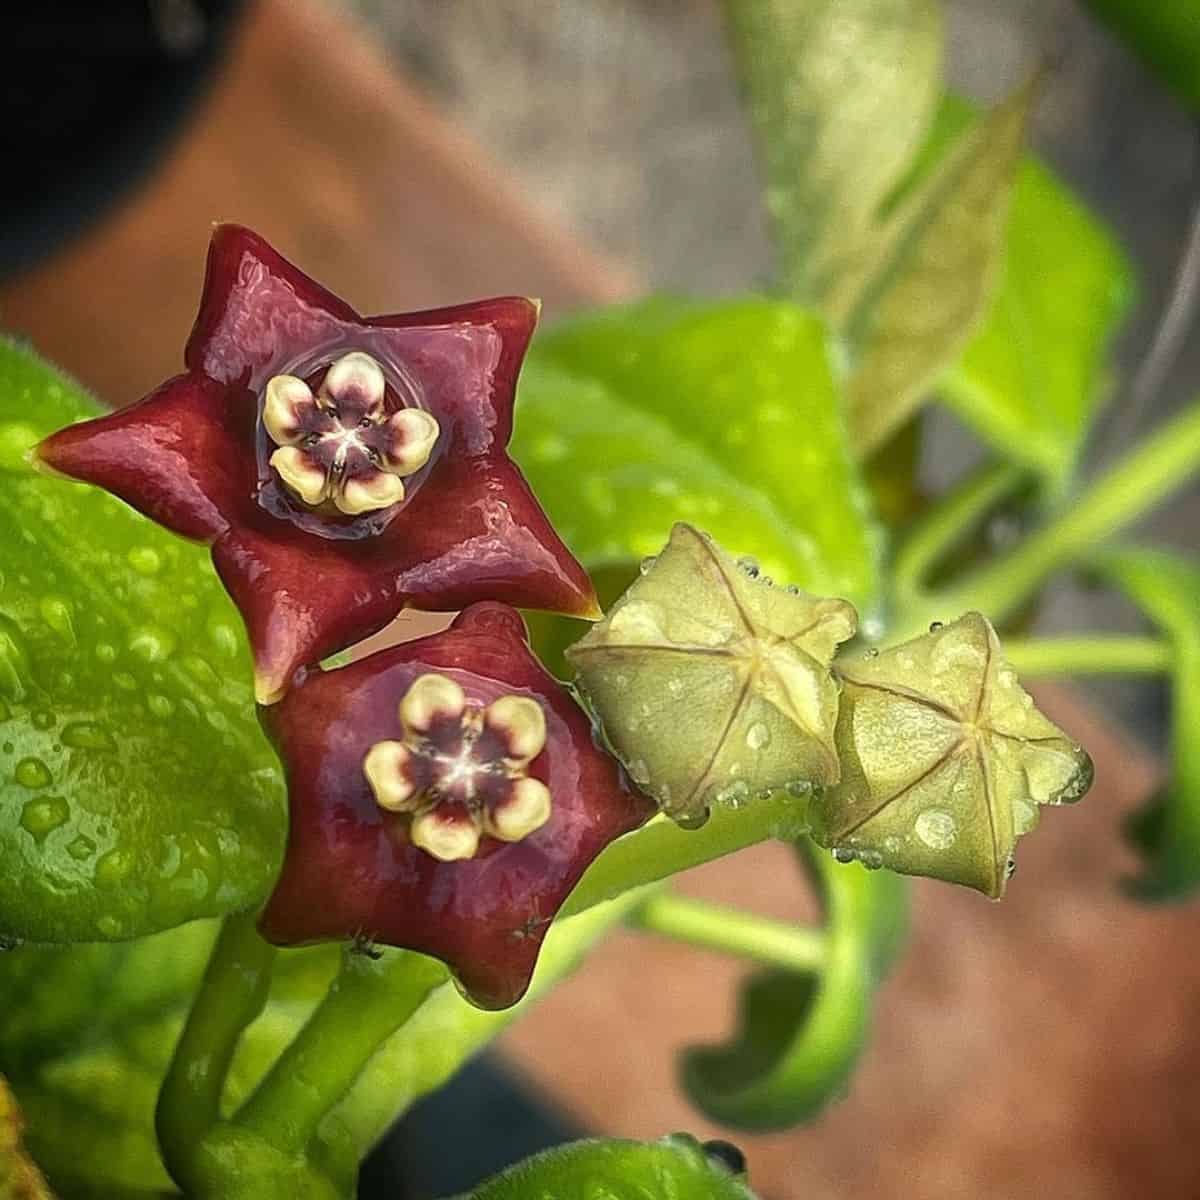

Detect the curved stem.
xmin=1003 ymin=634 xmax=1172 ymax=677
xmin=156 ymin=913 xmax=276 ymax=1190
xmin=920 ymin=401 xmax=1200 ymax=633
xmin=891 ymin=461 xmax=1026 ymax=605
xmin=629 ymin=891 xmax=827 ymax=973
xmin=234 ymin=949 xmax=447 ymax=1157
xmin=561 ymin=791 xmax=809 ymax=919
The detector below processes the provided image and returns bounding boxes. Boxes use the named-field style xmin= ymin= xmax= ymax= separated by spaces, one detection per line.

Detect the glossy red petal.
xmin=257 ymin=603 xmax=653 ymax=1010
xmin=35 ymin=374 xmax=253 ymax=541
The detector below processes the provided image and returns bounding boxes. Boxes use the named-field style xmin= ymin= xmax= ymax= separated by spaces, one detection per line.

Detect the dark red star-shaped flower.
xmin=36 ymin=225 xmax=599 ymax=702
xmin=257 ymin=603 xmax=654 ymax=1009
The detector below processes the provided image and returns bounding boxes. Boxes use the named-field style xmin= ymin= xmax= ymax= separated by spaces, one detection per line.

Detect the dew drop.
xmin=62 ymin=720 xmax=116 ymax=752
xmin=14 ymin=757 xmax=52 ymax=789
xmin=20 ymin=796 xmax=69 ymax=842
xmin=67 ymin=834 xmax=96 ymax=861
xmin=746 ymin=721 xmax=771 ymax=751
xmin=832 ymin=846 xmax=856 ymax=864
xmin=39 ymin=597 xmax=75 ymax=645
xmin=639 ymin=555 xmax=657 ymax=576
xmin=737 ymin=555 xmax=759 ymax=578
xmin=674 ymin=806 xmax=711 ymax=830
xmin=915 ymin=808 xmax=958 ymax=850
xmin=863 ymin=648 xmax=880 ymax=659
xmin=785 ymin=584 xmax=801 ymax=595
xmin=929 ymin=621 xmax=944 ymax=632
xmin=127 ymin=546 xmax=162 ymax=575
xmin=786 ymin=779 xmax=814 ymax=798
xmin=715 ymin=779 xmax=751 ymax=808
xmin=759 ymin=575 xmax=774 ymax=587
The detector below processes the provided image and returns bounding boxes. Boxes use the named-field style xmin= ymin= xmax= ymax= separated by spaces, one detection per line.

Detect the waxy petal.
xmin=269 ymin=446 xmax=328 ymax=507
xmin=362 ymin=741 xmax=418 ymax=812
xmin=37 ymin=225 xmax=598 ymax=704
xmin=257 ymin=603 xmax=653 ymax=1009
xmin=262 ymin=375 xmax=320 ymax=446
xmin=488 ymin=777 xmax=553 ymax=842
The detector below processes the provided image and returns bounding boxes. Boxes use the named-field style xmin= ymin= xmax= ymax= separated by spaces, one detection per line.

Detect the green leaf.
xmin=0 ymin=926 xmax=339 ymax=1198
xmin=843 ymin=78 xmax=1039 ymax=456
xmin=1 ymin=1075 xmax=54 ymax=1200
xmin=460 ymin=1133 xmax=757 ymax=1200
xmin=0 ymin=338 xmax=285 ymax=944
xmin=680 ymin=840 xmax=907 ymax=1131
xmin=519 ymin=299 xmax=881 ymax=612
xmin=1091 ymin=548 xmax=1200 ymax=899
xmin=723 ymin=0 xmax=942 ymax=307
xmin=929 ymin=97 xmax=1135 ymax=487
xmin=1083 ymin=0 xmax=1200 ymax=112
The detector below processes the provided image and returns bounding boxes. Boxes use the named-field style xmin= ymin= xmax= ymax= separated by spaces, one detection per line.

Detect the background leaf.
xmin=723 ymin=0 xmax=942 ymax=307
xmin=1091 ymin=548 xmax=1200 ymax=899
xmin=842 ymin=79 xmax=1038 ymax=456
xmin=1083 ymin=0 xmax=1200 ymax=113
xmin=460 ymin=1133 xmax=757 ymax=1200
xmin=0 ymin=339 xmax=285 ymax=944
xmin=928 ymin=97 xmax=1135 ymax=487
xmin=519 ymin=299 xmax=880 ymax=613
xmin=0 ymin=926 xmax=339 ymax=1198
xmin=680 ymin=841 xmax=907 ymax=1131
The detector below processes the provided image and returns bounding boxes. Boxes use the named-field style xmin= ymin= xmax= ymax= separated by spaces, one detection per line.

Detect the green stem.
xmin=156 ymin=913 xmax=276 ymax=1190
xmin=561 ymin=791 xmax=808 ymax=919
xmin=927 ymin=401 xmax=1200 ymax=628
xmin=234 ymin=949 xmax=447 ymax=1157
xmin=891 ymin=462 xmax=1025 ymax=606
xmin=327 ymin=886 xmax=657 ymax=1161
xmin=629 ymin=891 xmax=827 ymax=973
xmin=1003 ymin=634 xmax=1172 ymax=677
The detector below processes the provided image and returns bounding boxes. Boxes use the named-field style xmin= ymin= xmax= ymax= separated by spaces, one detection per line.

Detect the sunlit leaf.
xmin=520 ymin=298 xmax=880 ymax=612
xmin=1083 ymin=0 xmax=1200 ymax=112
xmin=723 ymin=0 xmax=942 ymax=307
xmin=0 ymin=338 xmax=285 ymax=944
xmin=1091 ymin=548 xmax=1200 ymax=899
xmin=460 ymin=1133 xmax=757 ymax=1200
xmin=928 ymin=97 xmax=1135 ymax=487
xmin=680 ymin=839 xmax=907 ymax=1131
xmin=810 ymin=613 xmax=1093 ymax=897
xmin=0 ymin=925 xmax=339 ymax=1198
xmin=568 ymin=524 xmax=857 ymax=824
xmin=0 ymin=1075 xmax=53 ymax=1200
xmin=841 ymin=79 xmax=1038 ymax=456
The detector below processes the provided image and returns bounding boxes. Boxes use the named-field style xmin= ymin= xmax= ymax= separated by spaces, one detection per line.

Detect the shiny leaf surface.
xmin=724 ymin=0 xmax=942 ymax=306
xmin=0 ymin=339 xmax=285 ymax=943
xmin=519 ymin=298 xmax=880 ymax=611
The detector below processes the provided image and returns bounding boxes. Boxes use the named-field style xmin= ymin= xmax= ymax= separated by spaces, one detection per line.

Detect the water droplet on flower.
xmin=915 ymin=808 xmax=958 ymax=850
xmin=20 ymin=796 xmax=69 ymax=842
xmin=929 ymin=620 xmax=944 ymax=632
xmin=832 ymin=846 xmax=856 ymax=864
xmin=759 ymin=575 xmax=773 ymax=587
xmin=864 ymin=648 xmax=880 ymax=659
xmin=14 ymin=757 xmax=52 ymax=789
xmin=127 ymin=546 xmax=162 ymax=575
xmin=746 ymin=721 xmax=771 ymax=751
xmin=62 ymin=721 xmax=116 ymax=752
xmin=715 ymin=779 xmax=751 ymax=808
xmin=785 ymin=584 xmax=801 ymax=595
xmin=674 ymin=805 xmax=711 ymax=830
xmin=639 ymin=555 xmax=657 ymax=575
xmin=737 ymin=555 xmax=759 ymax=578
xmin=786 ymin=779 xmax=814 ymax=798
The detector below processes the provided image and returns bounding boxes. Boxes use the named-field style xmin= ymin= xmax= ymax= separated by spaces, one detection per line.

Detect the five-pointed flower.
xmin=257 ymin=603 xmax=654 ymax=1009
xmin=36 ymin=225 xmax=599 ymax=703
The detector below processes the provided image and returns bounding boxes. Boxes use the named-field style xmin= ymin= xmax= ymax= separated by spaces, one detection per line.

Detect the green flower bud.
xmin=567 ymin=523 xmax=857 ymax=825
xmin=810 ymin=613 xmax=1093 ymax=898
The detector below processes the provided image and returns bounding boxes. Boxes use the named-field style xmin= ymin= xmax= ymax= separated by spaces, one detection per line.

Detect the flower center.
xmin=363 ymin=673 xmax=552 ymax=862
xmin=262 ymin=351 xmax=439 ymax=516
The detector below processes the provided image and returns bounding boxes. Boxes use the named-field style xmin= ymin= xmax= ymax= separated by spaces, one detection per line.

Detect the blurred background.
xmin=1 ymin=2 xmax=1198 ymax=1197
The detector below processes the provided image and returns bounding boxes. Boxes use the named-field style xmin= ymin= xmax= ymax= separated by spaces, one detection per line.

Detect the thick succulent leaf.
xmin=0 ymin=924 xmax=339 ymax=1198
xmin=1083 ymin=0 xmax=1200 ymax=112
xmin=681 ymin=840 xmax=907 ymax=1131
xmin=520 ymin=298 xmax=880 ymax=611
xmin=842 ymin=80 xmax=1038 ymax=456
xmin=568 ymin=524 xmax=857 ymax=824
xmin=0 ymin=338 xmax=285 ymax=943
xmin=810 ymin=613 xmax=1093 ymax=897
xmin=1091 ymin=548 xmax=1200 ymax=898
xmin=1 ymin=1076 xmax=53 ymax=1200
xmin=723 ymin=0 xmax=942 ymax=306
xmin=460 ymin=1133 xmax=757 ymax=1200
xmin=927 ymin=97 xmax=1135 ymax=486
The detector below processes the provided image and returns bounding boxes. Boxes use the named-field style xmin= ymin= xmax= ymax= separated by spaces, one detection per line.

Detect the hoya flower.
xmin=257 ymin=603 xmax=654 ymax=1009
xmin=568 ymin=523 xmax=858 ymax=826
xmin=36 ymin=225 xmax=598 ymax=703
xmin=809 ymin=613 xmax=1093 ymax=898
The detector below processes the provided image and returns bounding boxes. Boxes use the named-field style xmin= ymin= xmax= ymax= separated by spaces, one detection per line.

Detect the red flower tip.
xmin=257 ymin=602 xmax=653 ymax=1009
xmin=37 ymin=225 xmax=597 ymax=702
